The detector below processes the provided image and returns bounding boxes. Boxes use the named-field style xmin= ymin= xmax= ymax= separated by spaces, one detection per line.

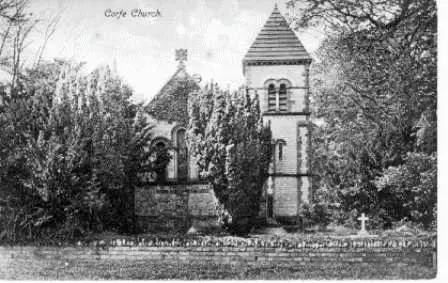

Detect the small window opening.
xmin=278 ymin=143 xmax=283 ymax=160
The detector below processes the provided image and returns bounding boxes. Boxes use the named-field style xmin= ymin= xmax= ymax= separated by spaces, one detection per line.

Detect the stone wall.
xmin=135 ymin=184 xmax=218 ymax=232
xmin=273 ymin=177 xmax=299 ymax=217
xmin=0 ymin=246 xmax=434 ymax=268
xmin=0 ymin=236 xmax=436 ymax=272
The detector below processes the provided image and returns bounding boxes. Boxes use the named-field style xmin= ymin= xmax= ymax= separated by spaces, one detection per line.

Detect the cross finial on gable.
xmin=175 ymin=49 xmax=188 ymax=68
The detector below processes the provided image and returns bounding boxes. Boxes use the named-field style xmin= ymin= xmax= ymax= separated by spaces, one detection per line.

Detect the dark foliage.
xmin=287 ymin=0 xmax=437 ymax=229
xmin=0 ymin=61 xmax=167 ymax=243
xmin=187 ymin=83 xmax=272 ymax=235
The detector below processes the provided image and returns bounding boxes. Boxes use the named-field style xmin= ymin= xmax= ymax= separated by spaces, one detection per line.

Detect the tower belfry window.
xmin=279 ymin=83 xmax=287 ymax=111
xmin=267 ymin=84 xmax=276 ymax=111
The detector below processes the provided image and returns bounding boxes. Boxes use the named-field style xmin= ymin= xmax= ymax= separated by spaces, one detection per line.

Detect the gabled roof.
xmin=145 ymin=66 xmax=199 ymax=126
xmin=243 ymin=5 xmax=311 ymax=64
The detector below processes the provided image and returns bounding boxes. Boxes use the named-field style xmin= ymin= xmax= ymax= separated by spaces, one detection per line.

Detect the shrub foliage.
xmin=187 ymin=83 xmax=272 ymax=234
xmin=0 ymin=61 xmax=164 ymax=242
xmin=288 ymin=0 xmax=437 ymax=229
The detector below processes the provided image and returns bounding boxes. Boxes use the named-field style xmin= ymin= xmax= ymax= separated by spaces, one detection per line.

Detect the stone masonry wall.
xmin=135 ymin=184 xmax=218 ymax=232
xmin=0 ymin=236 xmax=436 ymax=274
xmin=273 ymin=177 xmax=298 ymax=217
xmin=0 ymin=246 xmax=435 ymax=269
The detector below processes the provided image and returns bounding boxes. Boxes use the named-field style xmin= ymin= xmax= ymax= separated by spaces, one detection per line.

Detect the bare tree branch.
xmin=34 ymin=9 xmax=61 ymax=67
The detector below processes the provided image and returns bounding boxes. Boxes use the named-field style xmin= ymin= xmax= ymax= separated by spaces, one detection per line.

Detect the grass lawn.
xmin=2 ymin=257 xmax=436 ymax=280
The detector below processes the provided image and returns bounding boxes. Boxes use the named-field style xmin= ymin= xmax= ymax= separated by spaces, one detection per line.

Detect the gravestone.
xmin=357 ymin=213 xmax=370 ymax=236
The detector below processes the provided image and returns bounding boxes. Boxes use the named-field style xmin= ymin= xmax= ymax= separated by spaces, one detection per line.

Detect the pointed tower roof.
xmin=243 ymin=5 xmax=311 ymax=66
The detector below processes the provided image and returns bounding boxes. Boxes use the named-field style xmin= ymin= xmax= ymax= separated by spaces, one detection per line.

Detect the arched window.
xmin=176 ymin=128 xmax=188 ymax=181
xmin=265 ymin=79 xmax=291 ymax=112
xmin=267 ymin=83 xmax=276 ymax=111
xmin=152 ymin=139 xmax=169 ymax=183
xmin=278 ymin=143 xmax=283 ymax=160
xmin=156 ymin=141 xmax=166 ymax=150
xmin=276 ymin=139 xmax=286 ymax=161
xmin=279 ymin=84 xmax=288 ymax=111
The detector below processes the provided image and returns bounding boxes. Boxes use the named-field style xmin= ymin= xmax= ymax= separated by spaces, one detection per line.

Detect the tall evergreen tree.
xmin=188 ymin=84 xmax=272 ymax=234
xmin=0 ymin=61 xmax=163 ymax=242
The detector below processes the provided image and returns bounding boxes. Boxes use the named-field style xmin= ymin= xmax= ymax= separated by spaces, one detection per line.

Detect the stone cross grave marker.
xmin=357 ymin=213 xmax=370 ymax=236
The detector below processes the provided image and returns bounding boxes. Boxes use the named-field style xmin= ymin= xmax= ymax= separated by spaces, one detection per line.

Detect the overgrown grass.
xmin=2 ymin=257 xmax=436 ymax=280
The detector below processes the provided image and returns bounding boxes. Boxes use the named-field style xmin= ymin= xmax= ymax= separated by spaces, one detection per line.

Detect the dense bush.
xmin=294 ymin=0 xmax=437 ymax=229
xmin=0 ymin=61 xmax=165 ymax=243
xmin=299 ymin=203 xmax=332 ymax=230
xmin=374 ymin=153 xmax=436 ymax=229
xmin=187 ymin=83 xmax=272 ymax=235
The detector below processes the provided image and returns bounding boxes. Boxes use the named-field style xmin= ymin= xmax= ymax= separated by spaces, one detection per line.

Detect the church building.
xmin=135 ymin=5 xmax=312 ymax=231
xmin=243 ymin=4 xmax=312 ymax=223
xmin=142 ymin=48 xmax=201 ymax=184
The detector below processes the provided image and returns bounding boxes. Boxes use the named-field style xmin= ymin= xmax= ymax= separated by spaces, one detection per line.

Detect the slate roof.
xmin=243 ymin=5 xmax=311 ymax=64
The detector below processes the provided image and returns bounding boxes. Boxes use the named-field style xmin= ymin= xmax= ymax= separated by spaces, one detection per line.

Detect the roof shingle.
xmin=243 ymin=6 xmax=311 ymax=63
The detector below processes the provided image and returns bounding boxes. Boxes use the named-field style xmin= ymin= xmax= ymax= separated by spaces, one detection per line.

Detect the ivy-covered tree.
xmin=187 ymin=83 xmax=272 ymax=234
xmin=286 ymin=0 xmax=437 ymax=228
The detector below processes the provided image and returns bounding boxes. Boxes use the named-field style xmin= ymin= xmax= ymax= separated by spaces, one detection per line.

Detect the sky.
xmin=23 ymin=0 xmax=325 ymax=103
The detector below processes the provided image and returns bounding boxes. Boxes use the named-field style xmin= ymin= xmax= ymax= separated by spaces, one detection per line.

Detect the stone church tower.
xmin=243 ymin=5 xmax=312 ymax=223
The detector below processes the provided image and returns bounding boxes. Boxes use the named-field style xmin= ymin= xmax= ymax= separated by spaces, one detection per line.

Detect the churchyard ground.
xmin=2 ymin=256 xmax=436 ymax=280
